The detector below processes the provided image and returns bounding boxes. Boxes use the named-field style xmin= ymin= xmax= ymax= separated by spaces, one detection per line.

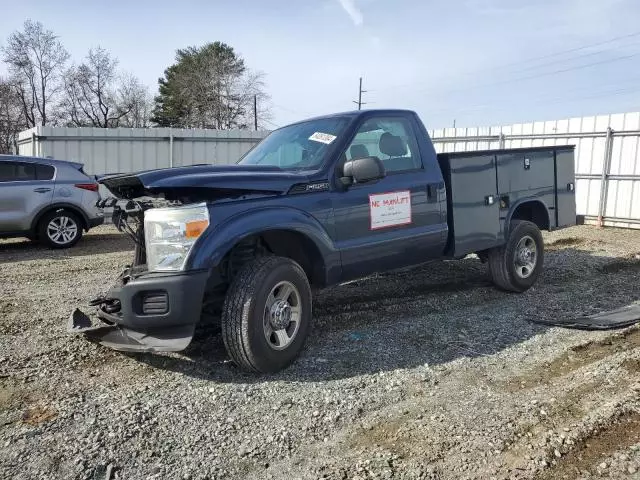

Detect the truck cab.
xmin=71 ymin=109 xmax=576 ymax=373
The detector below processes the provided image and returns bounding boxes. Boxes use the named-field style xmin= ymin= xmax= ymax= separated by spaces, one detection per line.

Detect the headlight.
xmin=144 ymin=203 xmax=210 ymax=272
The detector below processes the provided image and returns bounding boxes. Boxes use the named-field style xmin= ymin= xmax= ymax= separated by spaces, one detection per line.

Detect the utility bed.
xmin=438 ymin=145 xmax=576 ymax=257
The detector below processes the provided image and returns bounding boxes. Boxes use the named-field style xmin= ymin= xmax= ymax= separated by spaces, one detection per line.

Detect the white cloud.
xmin=337 ymin=0 xmax=364 ymax=26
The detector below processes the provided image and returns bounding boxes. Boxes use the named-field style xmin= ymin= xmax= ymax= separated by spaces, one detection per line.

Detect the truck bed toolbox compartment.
xmin=438 ymin=145 xmax=576 ymax=257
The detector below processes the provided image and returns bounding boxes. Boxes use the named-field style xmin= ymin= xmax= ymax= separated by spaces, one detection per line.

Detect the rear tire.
xmin=37 ymin=210 xmax=83 ymax=249
xmin=221 ymin=256 xmax=312 ymax=373
xmin=488 ymin=220 xmax=544 ymax=292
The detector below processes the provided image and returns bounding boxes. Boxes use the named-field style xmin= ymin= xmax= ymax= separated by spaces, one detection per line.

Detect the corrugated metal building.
xmin=17 ymin=111 xmax=640 ymax=228
xmin=17 ymin=126 xmax=267 ymax=175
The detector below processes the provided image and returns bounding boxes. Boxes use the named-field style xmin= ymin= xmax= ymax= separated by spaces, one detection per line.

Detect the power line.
xmin=386 ymin=50 xmax=640 ymax=100
xmin=498 ymin=29 xmax=640 ymax=68
xmin=427 ymin=85 xmax=640 ymax=118
xmin=368 ymin=29 xmax=640 ymax=94
xmin=262 ymin=118 xmax=281 ymax=129
xmin=272 ymin=103 xmax=305 ymax=116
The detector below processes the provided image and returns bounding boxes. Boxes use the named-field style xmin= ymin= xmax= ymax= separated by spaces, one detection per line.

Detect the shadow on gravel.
xmin=0 ymin=232 xmax=132 ymax=264
xmin=128 ymin=247 xmax=640 ymax=383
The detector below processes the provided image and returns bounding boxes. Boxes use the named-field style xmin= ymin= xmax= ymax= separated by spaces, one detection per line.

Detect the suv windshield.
xmin=238 ymin=116 xmax=350 ymax=170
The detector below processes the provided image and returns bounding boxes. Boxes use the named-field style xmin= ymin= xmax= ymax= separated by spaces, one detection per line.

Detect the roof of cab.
xmin=283 ymin=109 xmax=418 ymax=127
xmin=0 ymin=154 xmax=84 ymax=170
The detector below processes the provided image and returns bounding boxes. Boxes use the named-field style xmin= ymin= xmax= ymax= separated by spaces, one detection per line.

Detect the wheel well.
xmin=222 ymin=230 xmax=326 ymax=287
xmin=510 ymin=201 xmax=550 ymax=231
xmin=32 ymin=205 xmax=89 ymax=233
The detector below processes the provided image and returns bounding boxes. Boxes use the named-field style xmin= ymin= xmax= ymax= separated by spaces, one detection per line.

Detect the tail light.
xmin=74 ymin=183 xmax=99 ymax=192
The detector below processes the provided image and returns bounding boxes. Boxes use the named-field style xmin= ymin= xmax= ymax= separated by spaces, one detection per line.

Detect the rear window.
xmin=0 ymin=161 xmax=54 ymax=182
xmin=36 ymin=164 xmax=55 ymax=180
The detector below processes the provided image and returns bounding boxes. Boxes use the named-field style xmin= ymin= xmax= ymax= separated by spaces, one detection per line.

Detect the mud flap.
xmin=530 ymin=303 xmax=640 ymax=330
xmin=67 ymin=308 xmax=194 ymax=352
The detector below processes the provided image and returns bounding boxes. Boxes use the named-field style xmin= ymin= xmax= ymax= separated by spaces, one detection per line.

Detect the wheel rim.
xmin=514 ymin=235 xmax=537 ymax=279
xmin=263 ymin=281 xmax=301 ymax=351
xmin=47 ymin=215 xmax=78 ymax=245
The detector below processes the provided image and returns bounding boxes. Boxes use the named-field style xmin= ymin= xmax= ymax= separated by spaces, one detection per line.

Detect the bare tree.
xmin=0 ymin=77 xmax=26 ymax=154
xmin=1 ymin=20 xmax=69 ymax=127
xmin=117 ymin=74 xmax=153 ymax=128
xmin=61 ymin=47 xmax=135 ymax=128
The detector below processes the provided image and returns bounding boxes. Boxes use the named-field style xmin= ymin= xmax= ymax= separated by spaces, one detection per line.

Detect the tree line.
xmin=0 ymin=20 xmax=271 ymax=154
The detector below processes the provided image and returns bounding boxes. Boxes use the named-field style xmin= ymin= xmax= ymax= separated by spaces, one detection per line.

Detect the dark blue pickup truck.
xmin=71 ymin=109 xmax=576 ymax=372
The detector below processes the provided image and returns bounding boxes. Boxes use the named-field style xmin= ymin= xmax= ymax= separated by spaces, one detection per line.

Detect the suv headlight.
xmin=144 ymin=203 xmax=210 ymax=272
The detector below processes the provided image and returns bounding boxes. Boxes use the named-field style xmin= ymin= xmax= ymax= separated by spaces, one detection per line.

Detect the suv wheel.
xmin=488 ymin=220 xmax=544 ymax=292
xmin=221 ymin=256 xmax=312 ymax=373
xmin=38 ymin=210 xmax=83 ymax=249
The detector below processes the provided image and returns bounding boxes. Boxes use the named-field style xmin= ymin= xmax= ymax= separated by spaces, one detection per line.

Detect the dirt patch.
xmin=349 ymin=418 xmax=424 ymax=459
xmin=547 ymin=237 xmax=585 ymax=248
xmin=504 ymin=329 xmax=640 ymax=391
xmin=537 ymin=412 xmax=640 ymax=479
xmin=22 ymin=404 xmax=58 ymax=426
xmin=621 ymin=358 xmax=640 ymax=373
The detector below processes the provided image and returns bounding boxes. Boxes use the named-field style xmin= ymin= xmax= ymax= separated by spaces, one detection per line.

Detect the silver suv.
xmin=0 ymin=155 xmax=104 ymax=248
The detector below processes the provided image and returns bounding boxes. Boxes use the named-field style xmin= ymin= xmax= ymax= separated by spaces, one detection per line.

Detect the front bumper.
xmin=69 ymin=268 xmax=209 ymax=352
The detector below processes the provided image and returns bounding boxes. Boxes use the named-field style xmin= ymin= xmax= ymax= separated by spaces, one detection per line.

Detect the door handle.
xmin=426 ymin=182 xmax=443 ymax=202
xmin=33 ymin=187 xmax=52 ymax=193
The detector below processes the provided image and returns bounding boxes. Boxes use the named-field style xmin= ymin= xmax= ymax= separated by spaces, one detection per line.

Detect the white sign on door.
xmin=369 ymin=190 xmax=412 ymax=230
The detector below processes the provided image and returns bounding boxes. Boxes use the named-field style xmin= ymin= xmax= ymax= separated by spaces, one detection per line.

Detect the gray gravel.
xmin=1 ymin=225 xmax=640 ymax=479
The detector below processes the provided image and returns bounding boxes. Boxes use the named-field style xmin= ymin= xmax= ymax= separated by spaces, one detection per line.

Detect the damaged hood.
xmin=100 ymin=164 xmax=311 ymax=199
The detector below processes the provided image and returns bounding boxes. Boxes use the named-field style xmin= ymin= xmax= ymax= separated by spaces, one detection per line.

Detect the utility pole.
xmin=253 ymin=95 xmax=258 ymax=131
xmin=352 ymin=77 xmax=367 ymax=110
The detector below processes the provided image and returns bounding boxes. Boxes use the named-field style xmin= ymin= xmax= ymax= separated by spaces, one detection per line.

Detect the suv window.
xmin=0 ymin=161 xmax=53 ymax=182
xmin=344 ymin=117 xmax=422 ymax=173
xmin=36 ymin=164 xmax=55 ymax=180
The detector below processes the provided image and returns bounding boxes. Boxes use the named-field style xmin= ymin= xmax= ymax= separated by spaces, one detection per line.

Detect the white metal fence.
xmin=16 ymin=112 xmax=640 ymax=229
xmin=429 ymin=112 xmax=640 ymax=229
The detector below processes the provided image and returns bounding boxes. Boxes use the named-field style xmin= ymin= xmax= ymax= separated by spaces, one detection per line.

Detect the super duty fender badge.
xmin=369 ymin=191 xmax=412 ymax=230
xmin=306 ymin=182 xmax=329 ymax=192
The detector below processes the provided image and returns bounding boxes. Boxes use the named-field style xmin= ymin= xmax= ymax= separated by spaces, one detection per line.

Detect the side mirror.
xmin=341 ymin=156 xmax=386 ymax=185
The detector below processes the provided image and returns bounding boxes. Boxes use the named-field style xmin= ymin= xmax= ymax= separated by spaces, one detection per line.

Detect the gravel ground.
xmin=1 ymin=225 xmax=640 ymax=480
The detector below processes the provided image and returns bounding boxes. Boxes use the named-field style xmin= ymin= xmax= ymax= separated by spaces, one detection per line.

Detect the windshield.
xmin=238 ymin=116 xmax=350 ymax=170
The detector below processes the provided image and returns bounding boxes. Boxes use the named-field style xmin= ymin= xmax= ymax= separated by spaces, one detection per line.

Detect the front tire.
xmin=37 ymin=210 xmax=83 ymax=249
xmin=488 ymin=220 xmax=544 ymax=292
xmin=221 ymin=256 xmax=312 ymax=373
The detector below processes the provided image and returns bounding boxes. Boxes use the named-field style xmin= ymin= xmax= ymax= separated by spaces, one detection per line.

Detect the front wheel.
xmin=488 ymin=220 xmax=544 ymax=292
xmin=221 ymin=256 xmax=312 ymax=373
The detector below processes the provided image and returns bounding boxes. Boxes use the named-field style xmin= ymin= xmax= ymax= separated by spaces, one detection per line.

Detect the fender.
xmin=30 ymin=202 xmax=90 ymax=232
xmin=186 ymin=206 xmax=341 ymax=285
xmin=504 ymin=198 xmax=551 ymax=238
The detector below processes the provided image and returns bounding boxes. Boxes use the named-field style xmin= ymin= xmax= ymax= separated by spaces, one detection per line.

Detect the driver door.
xmin=331 ymin=115 xmax=446 ymax=281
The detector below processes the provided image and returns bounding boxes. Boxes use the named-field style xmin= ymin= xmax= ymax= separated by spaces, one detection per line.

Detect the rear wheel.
xmin=221 ymin=256 xmax=312 ymax=373
xmin=37 ymin=210 xmax=83 ymax=249
xmin=488 ymin=220 xmax=544 ymax=292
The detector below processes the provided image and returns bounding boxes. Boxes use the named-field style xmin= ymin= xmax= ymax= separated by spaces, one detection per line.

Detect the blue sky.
xmin=1 ymin=0 xmax=640 ymax=129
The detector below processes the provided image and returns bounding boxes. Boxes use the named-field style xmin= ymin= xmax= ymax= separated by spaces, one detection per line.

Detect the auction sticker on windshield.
xmin=309 ymin=132 xmax=337 ymax=144
xmin=369 ymin=191 xmax=412 ymax=230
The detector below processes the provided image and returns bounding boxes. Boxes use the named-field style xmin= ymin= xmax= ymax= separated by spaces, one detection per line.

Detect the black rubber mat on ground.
xmin=531 ymin=303 xmax=640 ymax=330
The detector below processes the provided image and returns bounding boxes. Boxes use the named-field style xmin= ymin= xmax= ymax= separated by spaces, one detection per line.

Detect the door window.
xmin=344 ymin=117 xmax=422 ymax=173
xmin=0 ymin=162 xmax=52 ymax=181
